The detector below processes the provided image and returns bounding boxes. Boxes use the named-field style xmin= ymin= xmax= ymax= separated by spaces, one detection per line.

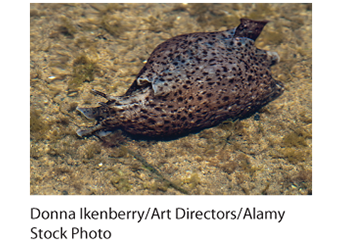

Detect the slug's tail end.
xmin=234 ymin=18 xmax=269 ymax=41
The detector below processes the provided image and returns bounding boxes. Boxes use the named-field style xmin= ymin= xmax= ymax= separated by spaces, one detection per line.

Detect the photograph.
xmin=30 ymin=3 xmax=312 ymax=195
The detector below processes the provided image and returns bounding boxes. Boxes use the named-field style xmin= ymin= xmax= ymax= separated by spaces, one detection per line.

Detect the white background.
xmin=2 ymin=0 xmax=341 ymax=241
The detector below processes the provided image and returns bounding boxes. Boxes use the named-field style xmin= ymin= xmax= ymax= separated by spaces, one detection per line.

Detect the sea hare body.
xmin=77 ymin=18 xmax=284 ymax=138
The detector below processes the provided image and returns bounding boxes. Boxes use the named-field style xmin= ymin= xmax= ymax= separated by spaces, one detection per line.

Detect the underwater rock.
xmin=77 ymin=18 xmax=284 ymax=138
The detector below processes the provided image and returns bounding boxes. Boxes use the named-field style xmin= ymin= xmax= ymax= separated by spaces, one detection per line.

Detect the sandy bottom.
xmin=30 ymin=3 xmax=312 ymax=195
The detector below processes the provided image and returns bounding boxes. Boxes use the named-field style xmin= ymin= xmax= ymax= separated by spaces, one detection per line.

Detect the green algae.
xmin=263 ymin=29 xmax=285 ymax=45
xmin=283 ymin=128 xmax=311 ymax=148
xmin=219 ymin=160 xmax=238 ymax=174
xmin=30 ymin=108 xmax=49 ymax=140
xmin=101 ymin=14 xmax=128 ymax=37
xmin=188 ymin=3 xmax=240 ymax=29
xmin=111 ymin=171 xmax=132 ymax=192
xmin=281 ymin=148 xmax=307 ymax=164
xmin=247 ymin=3 xmax=274 ymax=20
xmin=68 ymin=54 xmax=99 ymax=90
xmin=84 ymin=143 xmax=102 ymax=159
xmin=143 ymin=15 xmax=177 ymax=33
xmin=291 ymin=168 xmax=312 ymax=190
xmin=182 ymin=173 xmax=200 ymax=189
xmin=127 ymin=148 xmax=189 ymax=194
xmin=58 ymin=15 xmax=77 ymax=37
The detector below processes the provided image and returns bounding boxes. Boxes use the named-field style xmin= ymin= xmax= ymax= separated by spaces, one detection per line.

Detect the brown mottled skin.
xmin=77 ymin=18 xmax=284 ymax=138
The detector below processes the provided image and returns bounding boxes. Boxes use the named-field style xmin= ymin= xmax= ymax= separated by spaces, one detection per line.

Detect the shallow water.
xmin=30 ymin=3 xmax=312 ymax=195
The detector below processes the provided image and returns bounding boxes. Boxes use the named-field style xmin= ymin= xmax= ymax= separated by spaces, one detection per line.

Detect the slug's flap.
xmin=234 ymin=18 xmax=269 ymax=41
xmin=152 ymin=77 xmax=173 ymax=97
xmin=137 ymin=76 xmax=172 ymax=97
